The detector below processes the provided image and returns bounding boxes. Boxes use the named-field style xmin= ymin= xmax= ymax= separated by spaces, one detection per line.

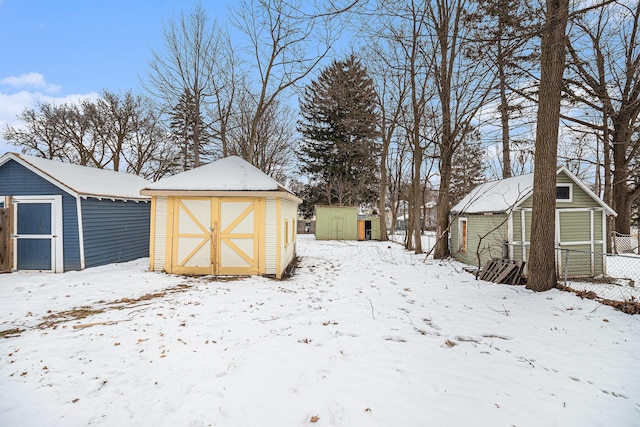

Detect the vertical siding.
xmin=153 ymin=196 xmax=168 ymax=271
xmin=265 ymin=198 xmax=277 ymax=275
xmin=81 ymin=198 xmax=150 ymax=267
xmin=0 ymin=159 xmax=81 ymax=270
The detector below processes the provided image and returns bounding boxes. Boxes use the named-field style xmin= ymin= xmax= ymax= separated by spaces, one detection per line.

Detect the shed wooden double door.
xmin=168 ymin=197 xmax=263 ymax=275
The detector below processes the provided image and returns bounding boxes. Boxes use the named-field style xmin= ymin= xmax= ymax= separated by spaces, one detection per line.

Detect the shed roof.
xmin=451 ymin=166 xmax=616 ymax=216
xmin=142 ymin=156 xmax=300 ymax=202
xmin=0 ymin=153 xmax=151 ymax=201
xmin=451 ymin=173 xmax=534 ymax=214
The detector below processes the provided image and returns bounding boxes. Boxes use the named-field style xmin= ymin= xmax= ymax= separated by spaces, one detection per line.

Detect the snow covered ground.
xmin=1 ymin=235 xmax=638 ymax=426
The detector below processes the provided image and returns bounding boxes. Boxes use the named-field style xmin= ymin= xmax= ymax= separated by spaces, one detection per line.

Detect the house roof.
xmin=142 ymin=156 xmax=301 ymax=202
xmin=0 ymin=152 xmax=151 ymax=201
xmin=451 ymin=166 xmax=616 ymax=216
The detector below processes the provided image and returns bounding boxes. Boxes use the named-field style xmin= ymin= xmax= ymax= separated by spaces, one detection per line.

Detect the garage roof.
xmin=144 ymin=156 xmax=286 ymax=192
xmin=0 ymin=153 xmax=151 ymax=201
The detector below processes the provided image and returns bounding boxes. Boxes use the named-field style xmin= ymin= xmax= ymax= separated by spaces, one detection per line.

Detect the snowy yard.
xmin=1 ymin=235 xmax=639 ymax=426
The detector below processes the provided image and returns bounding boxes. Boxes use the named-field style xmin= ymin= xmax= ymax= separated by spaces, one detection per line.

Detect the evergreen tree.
xmin=450 ymin=131 xmax=488 ymax=206
xmin=169 ymin=89 xmax=211 ymax=170
xmin=298 ymin=55 xmax=380 ymax=207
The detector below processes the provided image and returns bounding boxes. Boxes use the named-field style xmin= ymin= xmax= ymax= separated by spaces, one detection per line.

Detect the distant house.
xmin=449 ymin=167 xmax=617 ymax=277
xmin=0 ymin=153 xmax=151 ymax=272
xmin=315 ymin=205 xmax=381 ymax=241
xmin=141 ymin=156 xmax=301 ymax=278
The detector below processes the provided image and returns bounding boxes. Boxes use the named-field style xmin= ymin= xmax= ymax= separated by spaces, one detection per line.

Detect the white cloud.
xmin=0 ymin=78 xmax=99 ymax=155
xmin=1 ymin=72 xmax=62 ymax=93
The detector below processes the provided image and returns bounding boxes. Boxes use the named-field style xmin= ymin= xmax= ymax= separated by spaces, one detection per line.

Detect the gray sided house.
xmin=449 ymin=167 xmax=617 ymax=278
xmin=0 ymin=153 xmax=151 ymax=272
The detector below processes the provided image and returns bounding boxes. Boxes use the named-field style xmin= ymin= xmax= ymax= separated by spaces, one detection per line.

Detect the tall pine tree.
xmin=450 ymin=131 xmax=488 ymax=207
xmin=298 ymin=55 xmax=380 ymax=207
xmin=169 ymin=89 xmax=211 ymax=170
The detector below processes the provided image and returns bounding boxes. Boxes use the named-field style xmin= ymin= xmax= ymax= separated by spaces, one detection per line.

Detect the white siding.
xmin=265 ymin=197 xmax=277 ymax=275
xmin=153 ymin=196 xmax=167 ymax=271
xmin=280 ymin=198 xmax=298 ymax=275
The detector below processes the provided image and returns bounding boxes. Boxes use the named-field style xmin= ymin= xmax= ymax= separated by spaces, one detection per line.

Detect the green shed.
xmin=449 ymin=167 xmax=617 ymax=278
xmin=315 ymin=206 xmax=358 ymax=240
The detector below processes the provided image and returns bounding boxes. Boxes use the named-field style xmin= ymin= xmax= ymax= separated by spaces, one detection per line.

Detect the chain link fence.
xmin=558 ymin=249 xmax=640 ymax=303
xmin=504 ymin=243 xmax=639 ymax=308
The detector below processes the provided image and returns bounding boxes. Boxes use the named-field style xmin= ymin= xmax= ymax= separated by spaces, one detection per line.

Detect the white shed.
xmin=141 ymin=156 xmax=301 ymax=278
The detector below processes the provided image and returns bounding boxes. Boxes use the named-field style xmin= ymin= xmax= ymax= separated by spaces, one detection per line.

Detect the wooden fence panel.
xmin=0 ymin=207 xmax=10 ymax=272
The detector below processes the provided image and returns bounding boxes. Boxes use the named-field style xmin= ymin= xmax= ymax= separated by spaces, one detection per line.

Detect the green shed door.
xmin=331 ymin=216 xmax=345 ymax=239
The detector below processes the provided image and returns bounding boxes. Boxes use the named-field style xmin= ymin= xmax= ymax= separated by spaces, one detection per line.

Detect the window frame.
xmin=459 ymin=217 xmax=468 ymax=254
xmin=556 ymin=183 xmax=573 ymax=202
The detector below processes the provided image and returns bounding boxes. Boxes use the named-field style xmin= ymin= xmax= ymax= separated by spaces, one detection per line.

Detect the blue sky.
xmin=0 ymin=0 xmax=230 ymax=155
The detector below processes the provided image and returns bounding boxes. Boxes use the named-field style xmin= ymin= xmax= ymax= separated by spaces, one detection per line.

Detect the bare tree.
xmin=3 ymin=103 xmax=66 ymax=159
xmin=230 ymin=0 xmax=349 ymax=165
xmin=369 ymin=0 xmax=436 ymax=253
xmin=145 ymin=2 xmax=222 ymax=168
xmin=229 ymin=93 xmax=296 ymax=182
xmin=364 ymin=37 xmax=411 ymax=241
xmin=206 ymin=28 xmax=242 ymax=159
xmin=91 ymin=90 xmax=141 ymax=171
xmin=428 ymin=0 xmax=496 ymax=259
xmin=4 ymin=93 xmax=176 ymax=180
xmin=565 ymin=1 xmax=640 ymax=236
xmin=466 ymin=0 xmax=540 ymax=179
xmin=121 ymin=100 xmax=179 ymax=181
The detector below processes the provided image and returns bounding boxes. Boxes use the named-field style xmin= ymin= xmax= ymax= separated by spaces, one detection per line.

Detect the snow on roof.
xmin=145 ymin=156 xmax=284 ymax=192
xmin=1 ymin=153 xmax=151 ymax=200
xmin=451 ymin=173 xmax=534 ymax=214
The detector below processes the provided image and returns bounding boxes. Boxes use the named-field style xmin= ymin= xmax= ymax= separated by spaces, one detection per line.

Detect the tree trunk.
xmin=379 ymin=137 xmax=389 ymax=242
xmin=434 ymin=142 xmax=452 ymax=258
xmin=612 ymin=122 xmax=632 ymax=234
xmin=412 ymin=144 xmax=423 ymax=253
xmin=526 ymin=0 xmax=569 ymax=292
xmin=498 ymin=53 xmax=512 ymax=179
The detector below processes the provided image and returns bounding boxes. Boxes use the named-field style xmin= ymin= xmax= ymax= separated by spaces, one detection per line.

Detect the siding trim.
xmin=520 ymin=209 xmax=527 ymax=263
xmin=507 ymin=212 xmax=514 ymax=259
xmin=276 ymin=198 xmax=281 ymax=278
xmin=590 ymin=209 xmax=595 ymax=275
xmin=602 ymin=210 xmax=608 ymax=275
xmin=75 ymin=196 xmax=86 ymax=270
xmin=12 ymin=195 xmax=65 ymax=272
xmin=164 ymin=197 xmax=175 ymax=273
xmin=259 ymin=197 xmax=266 ymax=274
xmin=149 ymin=196 xmax=156 ymax=271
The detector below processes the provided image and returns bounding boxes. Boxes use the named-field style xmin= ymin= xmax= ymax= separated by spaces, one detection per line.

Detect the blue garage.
xmin=0 ymin=153 xmax=151 ymax=272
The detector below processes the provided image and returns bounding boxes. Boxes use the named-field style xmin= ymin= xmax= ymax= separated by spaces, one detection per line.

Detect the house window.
xmin=556 ymin=183 xmax=572 ymax=202
xmin=459 ymin=218 xmax=468 ymax=254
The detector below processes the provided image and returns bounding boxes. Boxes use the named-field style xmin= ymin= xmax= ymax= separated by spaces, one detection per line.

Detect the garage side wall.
xmin=81 ymin=198 xmax=150 ymax=268
xmin=279 ymin=198 xmax=299 ymax=276
xmin=265 ymin=197 xmax=277 ymax=275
